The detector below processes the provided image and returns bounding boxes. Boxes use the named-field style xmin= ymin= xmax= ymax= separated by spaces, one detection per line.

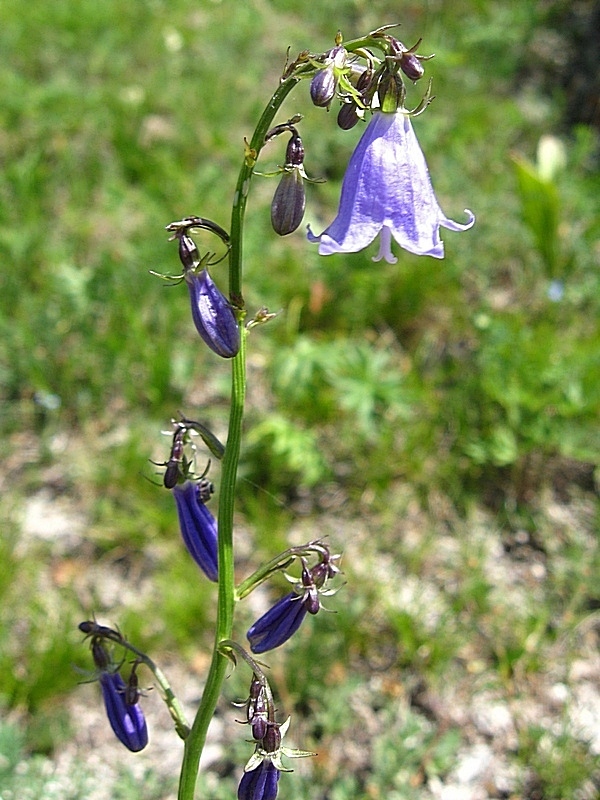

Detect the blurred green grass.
xmin=1 ymin=0 xmax=599 ymax=797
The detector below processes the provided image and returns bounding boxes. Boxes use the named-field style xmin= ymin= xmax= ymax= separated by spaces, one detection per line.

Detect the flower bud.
xmin=178 ymin=233 xmax=200 ymax=271
xmin=271 ymin=170 xmax=305 ymax=236
xmin=262 ymin=723 xmax=281 ymax=754
xmin=310 ymin=65 xmax=336 ymax=107
xmin=99 ymin=670 xmax=149 ymax=752
xmin=163 ymin=425 xmax=186 ymax=489
xmin=172 ymin=479 xmax=218 ymax=581
xmin=284 ymin=132 xmax=304 ymax=167
xmin=270 ymin=133 xmax=306 ymax=236
xmin=337 ymin=101 xmax=360 ymax=130
xmin=250 ymin=694 xmax=269 ymax=741
xmin=400 ymin=51 xmax=425 ymax=81
xmin=389 ymin=37 xmax=426 ymax=82
xmin=185 ymin=268 xmax=240 ymax=358
xmin=309 ymin=44 xmax=346 ymax=108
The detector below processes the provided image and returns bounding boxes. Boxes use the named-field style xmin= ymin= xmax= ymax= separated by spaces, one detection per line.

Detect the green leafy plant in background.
xmin=513 ymin=135 xmax=566 ymax=282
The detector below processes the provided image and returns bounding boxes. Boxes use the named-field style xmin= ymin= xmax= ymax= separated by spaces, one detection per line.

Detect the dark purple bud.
xmin=80 ymin=620 xmax=123 ymax=642
xmin=163 ymin=426 xmax=186 ymax=489
xmin=337 ymin=102 xmax=360 ymax=130
xmin=356 ymin=68 xmax=374 ymax=93
xmin=246 ymin=593 xmax=308 ymax=654
xmin=249 ymin=683 xmax=270 ymax=740
xmin=271 ymin=169 xmax=306 ymax=236
xmin=249 ymin=677 xmax=262 ymax=701
xmin=99 ymin=671 xmax=148 ymax=752
xmin=389 ymin=37 xmax=426 ymax=82
xmin=284 ymin=132 xmax=304 ymax=168
xmin=124 ymin=661 xmax=142 ymax=706
xmin=178 ymin=233 xmax=200 ymax=271
xmin=238 ymin=759 xmax=280 ymax=800
xmin=300 ymin=560 xmax=321 ymax=615
xmin=91 ymin=639 xmax=112 ymax=671
xmin=310 ymin=43 xmax=346 ymax=108
xmin=261 ymin=723 xmax=281 ymax=754
xmin=310 ymin=66 xmax=336 ymax=107
xmin=185 ymin=268 xmax=240 ymax=358
xmin=251 ymin=714 xmax=268 ymax=741
xmin=172 ymin=480 xmax=218 ymax=581
xmin=400 ymin=51 xmax=425 ymax=81
xmin=305 ymin=587 xmax=320 ymax=615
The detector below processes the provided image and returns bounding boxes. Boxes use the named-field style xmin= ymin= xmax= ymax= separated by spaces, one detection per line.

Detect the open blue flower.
xmin=308 ymin=110 xmax=474 ymax=261
xmin=99 ymin=670 xmax=148 ymax=752
xmin=172 ymin=480 xmax=218 ymax=581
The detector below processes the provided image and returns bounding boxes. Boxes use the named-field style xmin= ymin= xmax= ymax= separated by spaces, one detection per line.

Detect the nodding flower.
xmin=308 ymin=109 xmax=474 ymax=261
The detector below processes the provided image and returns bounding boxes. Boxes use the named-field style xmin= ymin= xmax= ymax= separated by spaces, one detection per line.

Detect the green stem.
xmin=177 ymin=335 xmax=246 ymax=800
xmin=229 ymin=74 xmax=304 ymax=301
xmin=176 ymin=67 xmax=309 ymax=800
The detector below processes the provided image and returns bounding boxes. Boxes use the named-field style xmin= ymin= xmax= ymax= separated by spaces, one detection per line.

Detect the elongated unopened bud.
xmin=270 ymin=132 xmax=306 ymax=236
xmin=185 ymin=268 xmax=240 ymax=358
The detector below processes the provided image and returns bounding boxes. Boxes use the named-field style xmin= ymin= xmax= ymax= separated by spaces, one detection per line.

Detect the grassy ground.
xmin=0 ymin=0 xmax=599 ymax=798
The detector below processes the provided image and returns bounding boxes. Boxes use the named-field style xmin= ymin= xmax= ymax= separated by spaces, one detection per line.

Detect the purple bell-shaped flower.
xmin=247 ymin=550 xmax=340 ymax=654
xmin=308 ymin=109 xmax=474 ymax=261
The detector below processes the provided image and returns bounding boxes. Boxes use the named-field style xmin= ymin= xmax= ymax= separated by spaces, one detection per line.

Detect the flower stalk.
xmin=176 ymin=61 xmax=316 ymax=800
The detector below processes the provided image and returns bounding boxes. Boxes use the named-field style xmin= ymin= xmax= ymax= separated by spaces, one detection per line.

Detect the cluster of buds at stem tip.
xmin=85 ymin=633 xmax=149 ymax=752
xmin=165 ymin=217 xmax=240 ymax=358
xmin=246 ymin=544 xmax=341 ymax=654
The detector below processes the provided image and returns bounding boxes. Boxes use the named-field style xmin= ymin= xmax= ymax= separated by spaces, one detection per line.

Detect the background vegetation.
xmin=0 ymin=0 xmax=598 ymax=798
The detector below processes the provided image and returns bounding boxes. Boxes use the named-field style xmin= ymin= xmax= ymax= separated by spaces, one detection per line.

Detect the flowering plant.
xmin=79 ymin=23 xmax=473 ymax=800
